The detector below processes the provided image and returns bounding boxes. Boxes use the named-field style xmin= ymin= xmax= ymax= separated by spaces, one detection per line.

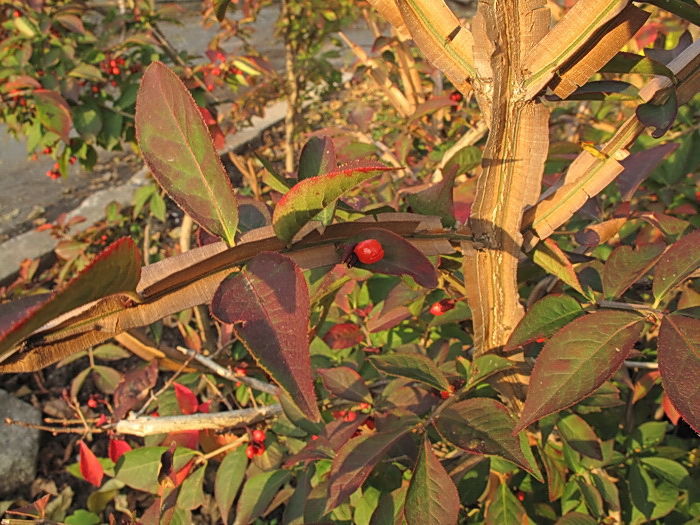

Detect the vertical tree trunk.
xmin=282 ymin=0 xmax=300 ymax=174
xmin=463 ymin=1 xmax=550 ymax=409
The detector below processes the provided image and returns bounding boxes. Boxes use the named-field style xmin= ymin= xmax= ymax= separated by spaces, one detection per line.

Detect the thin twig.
xmin=175 ymin=346 xmax=277 ymax=395
xmin=624 ymin=361 xmax=659 ymax=370
xmin=3 ymin=418 xmax=105 ymax=435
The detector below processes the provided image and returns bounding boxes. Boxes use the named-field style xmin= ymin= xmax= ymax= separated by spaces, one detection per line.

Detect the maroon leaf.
xmin=404 ymin=437 xmax=459 ymax=525
xmin=345 ymin=228 xmax=439 ymax=288
xmin=515 ymin=311 xmax=645 ymax=432
xmin=322 ymin=323 xmax=364 ymax=349
xmin=33 ymin=89 xmax=72 ymax=142
xmin=174 ymin=383 xmax=199 ymax=415
xmin=211 ymin=252 xmax=320 ymax=421
xmin=113 ymin=360 xmax=159 ymax=420
xmin=603 ymin=243 xmax=666 ymax=300
xmin=436 ymin=398 xmax=541 ymax=479
xmin=617 ymin=143 xmax=679 ymax=200
xmin=636 ymin=89 xmax=678 ymax=139
xmin=505 ymin=294 xmax=584 ymax=350
xmin=136 ymin=62 xmax=238 ymax=245
xmin=79 ymin=441 xmax=104 ymax=487
xmin=326 ymin=426 xmax=412 ymax=512
xmin=658 ymin=315 xmax=700 ymax=433
xmin=317 ymin=367 xmax=372 ymax=404
xmin=0 ymin=238 xmax=141 ymax=365
xmin=652 ymin=230 xmax=700 ymax=307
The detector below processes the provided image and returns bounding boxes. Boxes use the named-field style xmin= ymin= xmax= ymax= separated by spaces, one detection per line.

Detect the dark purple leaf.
xmin=636 ymin=89 xmax=677 ymax=139
xmin=515 ymin=311 xmax=645 ymax=432
xmin=617 ymin=142 xmax=679 ymax=200
xmin=211 ymin=252 xmax=320 ymax=421
xmin=658 ymin=315 xmax=700 ymax=433
xmin=136 ymin=62 xmax=239 ymax=245
xmin=322 ymin=323 xmax=364 ymax=349
xmin=603 ymin=243 xmax=665 ymax=299
xmin=436 ymin=398 xmax=542 ymax=479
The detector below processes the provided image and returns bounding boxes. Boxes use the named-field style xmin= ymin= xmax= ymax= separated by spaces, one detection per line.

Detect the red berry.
xmin=430 ymin=299 xmax=456 ymax=316
xmin=43 ymin=146 xmax=52 ymax=154
xmin=251 ymin=429 xmax=265 ymax=443
xmin=13 ymin=10 xmax=21 ymax=17
xmin=246 ymin=445 xmax=256 ymax=459
xmin=255 ymin=443 xmax=266 ymax=455
xmin=207 ymin=84 xmax=214 ymax=92
xmin=111 ymin=67 xmax=120 ymax=75
xmin=343 ymin=411 xmax=357 ymax=422
xmin=449 ymin=91 xmax=463 ymax=102
xmin=212 ymin=67 xmax=221 ymax=76
xmin=18 ymin=98 xmax=26 ymax=106
xmin=87 ymin=398 xmax=98 ymax=408
xmin=516 ymin=491 xmax=525 ymax=502
xmin=53 ymin=162 xmax=60 ymax=170
xmin=69 ymin=156 xmax=77 ymax=164
xmin=358 ymin=402 xmax=371 ymax=410
xmin=92 ymin=85 xmax=100 ymax=93
xmin=110 ymin=81 xmax=117 ymax=87
xmin=353 ymin=239 xmax=384 ymax=264
xmin=109 ymin=59 xmax=117 ymax=67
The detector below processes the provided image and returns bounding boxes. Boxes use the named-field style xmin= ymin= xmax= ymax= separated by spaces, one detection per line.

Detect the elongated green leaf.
xmin=369 ymin=353 xmax=450 ymax=392
xmin=515 ymin=311 xmax=645 ymax=432
xmin=214 ymin=0 xmax=232 ymax=21
xmin=506 ymin=294 xmax=584 ymax=350
xmin=658 ymin=314 xmax=700 ymax=434
xmin=600 ymin=52 xmax=676 ymax=79
xmin=298 ymin=136 xmax=336 ymax=180
xmin=345 ymin=228 xmax=440 ymax=289
xmin=115 ymin=447 xmax=196 ymax=494
xmin=214 ymin=446 xmax=247 ymax=524
xmin=485 ymin=479 xmax=527 ymax=525
xmin=136 ymin=61 xmax=238 ymax=245
xmin=575 ymin=478 xmax=604 ymax=517
xmin=370 ymin=486 xmax=407 ymax=525
xmin=554 ymin=513 xmax=598 ymax=525
xmin=177 ymin=464 xmax=206 ymax=510
xmin=272 ymin=160 xmax=397 ymax=242
xmin=405 ymin=438 xmax=459 ymax=525
xmin=532 ymin=239 xmax=585 ymax=295
xmin=211 ymin=252 xmax=320 ymax=421
xmin=233 ymin=470 xmax=291 ymax=525
xmin=629 ymin=462 xmax=656 ymax=520
xmin=0 ymin=238 xmax=141 ymax=365
xmin=34 ymin=89 xmax=71 ymax=142
xmin=466 ymin=355 xmax=516 ymax=388
xmin=653 ymin=230 xmax=700 ymax=307
xmin=645 ymin=0 xmax=700 ymax=25
xmin=436 ymin=398 xmax=541 ymax=478
xmin=557 ymin=413 xmax=603 ymax=460
xmin=326 ymin=427 xmax=412 ymax=512
xmin=317 ymin=367 xmax=372 ymax=404
xmin=603 ymin=243 xmax=665 ymax=299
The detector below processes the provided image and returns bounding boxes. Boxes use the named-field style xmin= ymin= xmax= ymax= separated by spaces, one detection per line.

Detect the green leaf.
xmin=114 ymin=447 xmax=196 ymax=494
xmin=406 ymin=166 xmax=458 ymax=227
xmin=600 ymin=52 xmax=676 ymax=79
xmin=0 ymin=238 xmax=141 ymax=368
xmin=602 ymin=243 xmax=665 ymax=299
xmin=211 ymin=252 xmax=320 ymax=421
xmin=557 ymin=413 xmax=603 ymax=461
xmin=506 ymin=294 xmax=584 ymax=350
xmin=215 ymin=446 xmax=247 ymax=525
xmin=515 ymin=311 xmax=645 ymax=432
xmin=443 ymin=145 xmax=482 ymax=176
xmin=575 ymin=478 xmax=604 ymax=517
xmin=317 ymin=367 xmax=372 ymax=404
xmin=177 ymin=464 xmax=206 ymax=509
xmin=135 ymin=61 xmax=238 ymax=245
xmin=640 ymin=457 xmax=690 ymax=489
xmin=629 ymin=462 xmax=657 ymax=520
xmin=233 ymin=470 xmax=292 ymax=525
xmin=34 ymin=89 xmax=72 ymax=142
xmin=326 ymin=427 xmax=412 ymax=512
xmin=74 ymin=101 xmax=103 ymax=142
xmin=465 ymin=355 xmax=516 ymax=388
xmin=658 ymin=314 xmax=700 ymax=434
xmin=69 ymin=63 xmax=104 ymax=82
xmin=532 ymin=239 xmax=585 ymax=296
xmin=562 ymin=80 xmax=640 ymax=101
xmin=405 ymin=438 xmax=459 ymax=525
xmin=554 ymin=512 xmax=598 ymax=524
xmin=272 ymin=160 xmax=396 ymax=242
xmin=436 ymin=398 xmax=542 ymax=479
xmin=214 ymin=0 xmax=233 ymax=21
xmin=345 ymin=228 xmax=439 ymax=289
xmin=369 ymin=353 xmax=450 ymax=392
xmin=636 ymin=89 xmax=678 ymax=139
xmin=644 ymin=0 xmax=700 ymax=26
xmin=653 ymin=230 xmax=700 ymax=307
xmin=485 ymin=479 xmax=527 ymax=525
xmin=369 ymin=486 xmax=407 ymax=525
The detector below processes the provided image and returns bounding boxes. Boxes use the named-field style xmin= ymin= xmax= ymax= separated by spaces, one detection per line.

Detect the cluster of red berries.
xmin=246 ymin=429 xmax=266 ymax=459
xmin=45 ymin=156 xmax=76 ymax=179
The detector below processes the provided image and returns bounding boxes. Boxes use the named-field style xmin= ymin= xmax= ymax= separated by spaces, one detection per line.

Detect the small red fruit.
xmin=255 ymin=443 xmax=266 ymax=455
xmin=516 ymin=490 xmax=525 ymax=502
xmin=246 ymin=445 xmax=256 ymax=459
xmin=111 ymin=67 xmax=120 ymax=75
xmin=13 ymin=10 xmax=21 ymax=17
xmin=87 ymin=398 xmax=98 ymax=408
xmin=251 ymin=429 xmax=265 ymax=443
xmin=449 ymin=91 xmax=463 ymax=102
xmin=92 ymin=85 xmax=100 ymax=93
xmin=353 ymin=239 xmax=384 ymax=264
xmin=430 ymin=298 xmax=456 ymax=316
xmin=207 ymin=84 xmax=214 ymax=92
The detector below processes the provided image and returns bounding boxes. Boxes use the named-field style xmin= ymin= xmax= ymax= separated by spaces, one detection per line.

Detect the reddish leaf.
xmin=632 ymin=370 xmax=661 ymax=404
xmin=298 ymin=136 xmax=337 ymax=180
xmin=317 ymin=367 xmax=372 ymax=404
xmin=326 ymin=426 xmax=412 ymax=512
xmin=109 ymin=439 xmax=132 ymax=463
xmin=505 ymin=294 xmax=584 ymax=350
xmin=603 ymin=243 xmax=665 ymax=300
xmin=345 ymin=228 xmax=439 ymax=288
xmin=34 ymin=89 xmax=72 ymax=142
xmin=79 ymin=441 xmax=104 ymax=487
xmin=404 ymin=438 xmax=459 ymax=525
xmin=662 ymin=391 xmax=681 ymax=425
xmin=136 ymin=62 xmax=239 ymax=245
xmin=211 ymin=252 xmax=320 ymax=421
xmin=174 ymin=383 xmax=199 ymax=415
xmin=0 ymin=238 xmax=141 ymax=366
xmin=556 ymin=413 xmax=603 ymax=460
xmin=322 ymin=323 xmax=364 ymax=349
xmin=370 ymin=353 xmax=450 ymax=392
xmin=113 ymin=360 xmax=159 ymax=420
xmin=406 ymin=165 xmax=458 ymax=227
xmin=617 ymin=142 xmax=679 ymax=200
xmin=532 ymin=239 xmax=585 ymax=295
xmin=436 ymin=398 xmax=541 ymax=479
xmin=658 ymin=315 xmax=700 ymax=433
xmin=653 ymin=230 xmax=700 ymax=307
xmin=162 ymin=430 xmax=200 ymax=451
xmin=272 ymin=160 xmax=397 ymax=242
xmin=515 ymin=311 xmax=645 ymax=432
xmin=637 ymin=211 xmax=691 ymax=240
